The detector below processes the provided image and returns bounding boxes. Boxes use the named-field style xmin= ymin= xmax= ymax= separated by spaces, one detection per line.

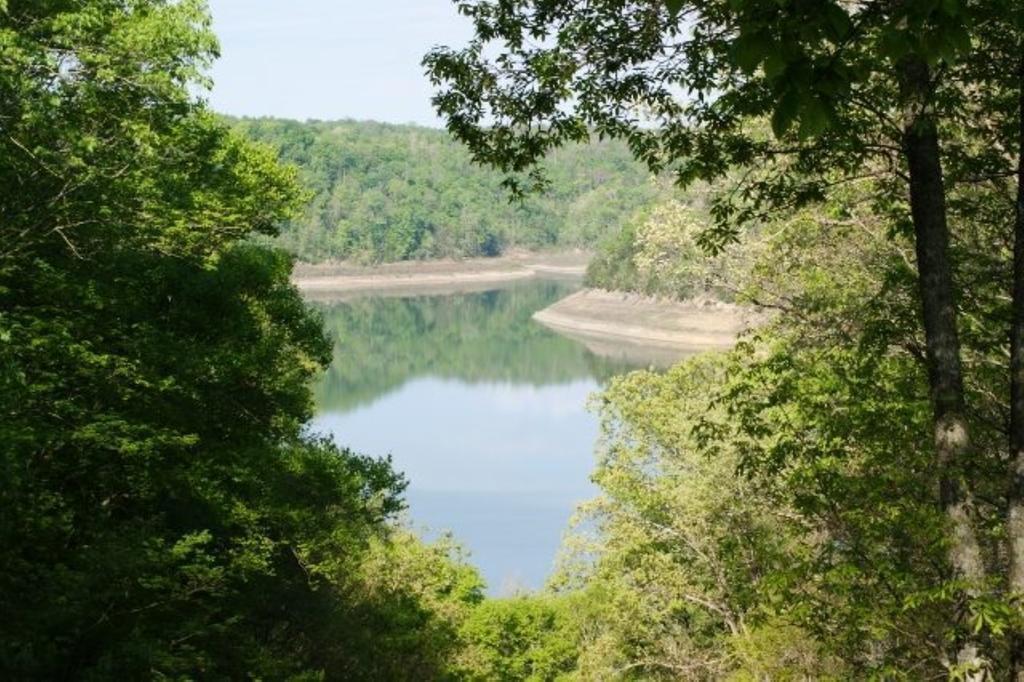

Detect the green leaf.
xmin=946 ymin=23 xmax=971 ymax=55
xmin=798 ymin=97 xmax=830 ymax=139
xmin=771 ymin=89 xmax=800 ymax=138
xmin=815 ymin=63 xmax=852 ymax=97
xmin=878 ymin=28 xmax=911 ymax=60
xmin=732 ymin=32 xmax=771 ymax=74
xmin=665 ymin=0 xmax=685 ymax=16
xmin=823 ymin=4 xmax=852 ymax=40
xmin=764 ymin=53 xmax=787 ymax=80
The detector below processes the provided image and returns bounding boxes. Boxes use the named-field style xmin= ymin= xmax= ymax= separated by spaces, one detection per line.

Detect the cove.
xmin=307 ymin=279 xmax=668 ymax=593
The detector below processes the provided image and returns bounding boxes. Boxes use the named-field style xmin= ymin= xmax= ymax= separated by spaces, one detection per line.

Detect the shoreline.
xmin=532 ymin=289 xmax=757 ymax=353
xmin=293 ymin=257 xmax=758 ymax=356
xmin=292 ymin=252 xmax=588 ymax=297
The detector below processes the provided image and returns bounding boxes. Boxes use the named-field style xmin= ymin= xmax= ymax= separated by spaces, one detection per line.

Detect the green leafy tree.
xmin=231 ymin=117 xmax=671 ymax=263
xmin=0 ymin=2 xmax=478 ymax=678
xmin=457 ymin=595 xmax=581 ymax=681
xmin=425 ymin=0 xmax=1024 ymax=672
xmin=556 ymin=183 xmax=1011 ymax=676
xmin=557 ymin=355 xmax=845 ymax=679
xmin=586 ymin=197 xmax=742 ymax=301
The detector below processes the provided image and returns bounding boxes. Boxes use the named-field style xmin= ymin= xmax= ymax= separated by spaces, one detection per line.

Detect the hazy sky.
xmin=206 ymin=1 xmax=472 ymax=126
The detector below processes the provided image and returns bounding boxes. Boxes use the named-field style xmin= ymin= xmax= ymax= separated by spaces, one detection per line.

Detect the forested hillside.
xmin=584 ymin=196 xmax=745 ymax=301
xmin=11 ymin=0 xmax=1024 ymax=678
xmin=231 ymin=117 xmax=666 ymax=263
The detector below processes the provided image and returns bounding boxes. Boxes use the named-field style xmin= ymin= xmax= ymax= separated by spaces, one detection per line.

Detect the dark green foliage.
xmin=0 ymin=2 xmax=482 ymax=678
xmin=230 ymin=117 xmax=668 ymax=263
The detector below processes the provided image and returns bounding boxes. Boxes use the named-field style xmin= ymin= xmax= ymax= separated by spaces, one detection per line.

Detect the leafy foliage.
xmin=586 ymin=198 xmax=745 ymax=301
xmin=423 ymin=0 xmax=977 ymax=249
xmin=230 ymin=117 xmax=670 ymax=263
xmin=533 ymin=178 xmax=1024 ymax=676
xmin=0 ymin=2 xmax=483 ymax=678
xmin=456 ymin=595 xmax=581 ymax=681
xmin=426 ymin=0 xmax=1024 ymax=673
xmin=9 ymin=0 xmax=1024 ymax=677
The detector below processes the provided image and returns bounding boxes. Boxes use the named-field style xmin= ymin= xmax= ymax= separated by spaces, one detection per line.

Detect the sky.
xmin=205 ymin=1 xmax=473 ymax=126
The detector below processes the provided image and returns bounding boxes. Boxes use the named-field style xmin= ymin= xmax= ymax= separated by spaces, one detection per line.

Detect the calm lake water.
xmin=307 ymin=280 xmax=668 ymax=593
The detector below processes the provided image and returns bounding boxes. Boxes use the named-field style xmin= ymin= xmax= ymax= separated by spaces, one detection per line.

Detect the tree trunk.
xmin=1007 ymin=54 xmax=1024 ymax=682
xmin=898 ymin=55 xmax=987 ymax=675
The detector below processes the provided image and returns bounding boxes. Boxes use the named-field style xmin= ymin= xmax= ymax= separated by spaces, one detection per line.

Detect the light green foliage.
xmin=586 ymin=198 xmax=744 ymax=301
xmin=723 ymin=619 xmax=850 ymax=681
xmin=631 ymin=202 xmax=706 ymax=291
xmin=339 ymin=530 xmax=487 ymax=681
xmin=230 ymin=118 xmax=669 ymax=263
xmin=457 ymin=595 xmax=581 ymax=681
xmin=560 ymin=182 xmax=1018 ymax=676
xmin=556 ymin=356 xmax=840 ymax=679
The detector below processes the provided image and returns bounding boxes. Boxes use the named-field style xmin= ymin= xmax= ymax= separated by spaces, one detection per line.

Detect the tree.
xmin=456 ymin=595 xmax=580 ymax=681
xmin=558 ymin=355 xmax=824 ymax=678
xmin=585 ymin=197 xmax=741 ymax=300
xmin=0 ymin=2 xmax=476 ymax=677
xmin=230 ymin=117 xmax=667 ymax=263
xmin=424 ymin=0 xmax=1019 ymax=673
xmin=963 ymin=4 xmax=1024 ymax=675
xmin=559 ymin=182 xmax=1006 ymax=676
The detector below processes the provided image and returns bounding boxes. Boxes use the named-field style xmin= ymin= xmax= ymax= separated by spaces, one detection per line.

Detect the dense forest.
xmin=230 ymin=117 xmax=667 ymax=263
xmin=7 ymin=0 xmax=1024 ymax=680
xmin=0 ymin=3 xmax=663 ymax=678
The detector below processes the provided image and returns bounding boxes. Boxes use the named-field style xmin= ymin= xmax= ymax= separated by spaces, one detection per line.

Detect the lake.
xmin=307 ymin=279 xmax=670 ymax=593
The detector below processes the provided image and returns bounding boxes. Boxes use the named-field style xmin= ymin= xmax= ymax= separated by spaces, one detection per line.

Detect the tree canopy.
xmin=426 ymin=0 xmax=1024 ymax=675
xmin=0 ymin=2 xmax=484 ymax=678
xmin=9 ymin=0 xmax=1024 ymax=678
xmin=231 ymin=117 xmax=670 ymax=263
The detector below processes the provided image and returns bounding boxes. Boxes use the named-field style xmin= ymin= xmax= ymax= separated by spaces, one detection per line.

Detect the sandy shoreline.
xmin=292 ymin=252 xmax=588 ymax=297
xmin=532 ymin=289 xmax=757 ymax=353
xmin=294 ymin=256 xmax=757 ymax=356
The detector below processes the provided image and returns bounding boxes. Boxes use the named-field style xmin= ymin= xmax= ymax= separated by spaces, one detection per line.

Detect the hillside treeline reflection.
xmin=313 ymin=281 xmax=640 ymax=413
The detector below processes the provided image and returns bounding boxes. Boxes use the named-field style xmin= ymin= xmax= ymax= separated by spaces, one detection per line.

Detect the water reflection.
xmin=313 ymin=281 xmax=639 ymax=413
xmin=308 ymin=280 xmax=662 ymax=592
